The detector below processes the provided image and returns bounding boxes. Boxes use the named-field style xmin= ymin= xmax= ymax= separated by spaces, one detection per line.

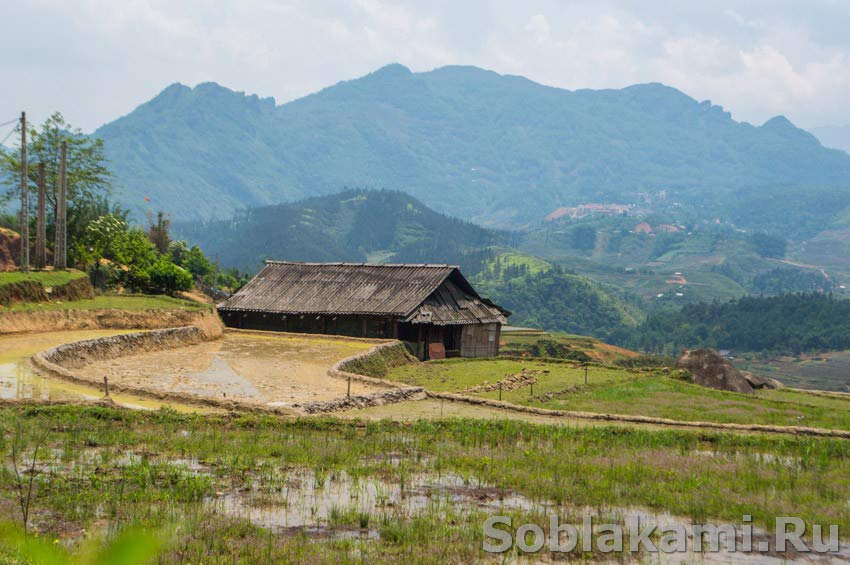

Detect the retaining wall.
xmin=0 ymin=307 xmax=222 ymax=336
xmin=426 ymin=391 xmax=850 ymax=439
xmin=35 ymin=326 xmax=206 ymax=370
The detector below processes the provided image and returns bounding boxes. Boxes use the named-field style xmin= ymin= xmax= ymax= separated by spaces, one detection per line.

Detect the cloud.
xmin=1 ymin=0 xmax=849 ymax=130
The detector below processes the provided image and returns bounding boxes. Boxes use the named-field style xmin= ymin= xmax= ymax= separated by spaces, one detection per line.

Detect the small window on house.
xmin=488 ymin=326 xmax=496 ymax=342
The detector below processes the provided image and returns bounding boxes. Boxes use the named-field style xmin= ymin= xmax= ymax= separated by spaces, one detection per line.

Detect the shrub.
xmin=147 ymin=260 xmax=193 ymax=294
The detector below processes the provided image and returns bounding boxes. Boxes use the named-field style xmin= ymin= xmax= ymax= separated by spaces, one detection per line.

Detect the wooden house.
xmin=217 ymin=261 xmax=509 ymax=359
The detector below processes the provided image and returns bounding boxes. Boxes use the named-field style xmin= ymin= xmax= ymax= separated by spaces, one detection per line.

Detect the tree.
xmin=750 ymin=232 xmax=787 ymax=259
xmin=1 ymin=112 xmax=113 ymax=211
xmin=146 ymin=210 xmax=171 ymax=254
xmin=0 ymin=113 xmax=114 ymax=262
xmin=147 ymin=259 xmax=193 ymax=294
xmin=184 ymin=246 xmax=213 ymax=278
xmin=572 ymin=225 xmax=597 ymax=250
xmin=168 ymin=240 xmax=190 ymax=265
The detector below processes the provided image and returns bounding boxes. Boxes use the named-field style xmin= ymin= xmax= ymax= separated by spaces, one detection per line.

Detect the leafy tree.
xmin=147 ymin=259 xmax=193 ymax=294
xmin=184 ymin=246 xmax=213 ymax=278
xmin=0 ymin=113 xmax=114 ymax=263
xmin=0 ymin=112 xmax=112 ymax=213
xmin=167 ymin=240 xmax=189 ymax=265
xmin=71 ymin=199 xmax=130 ymax=267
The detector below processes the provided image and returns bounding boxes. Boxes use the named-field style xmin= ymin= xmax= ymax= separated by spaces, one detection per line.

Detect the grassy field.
xmin=1 ymin=405 xmax=848 ymax=562
xmin=386 ymin=358 xmax=850 ymax=430
xmin=0 ymin=270 xmax=87 ymax=288
xmin=499 ymin=329 xmax=640 ymax=363
xmin=5 ymin=294 xmax=209 ymax=312
xmin=739 ymin=351 xmax=850 ymax=392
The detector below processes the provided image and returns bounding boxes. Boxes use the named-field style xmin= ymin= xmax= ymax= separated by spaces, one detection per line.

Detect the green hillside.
xmin=174 ymin=189 xmax=643 ymax=339
xmin=97 ymin=64 xmax=850 ymax=229
xmin=172 ymin=189 xmax=504 ymax=273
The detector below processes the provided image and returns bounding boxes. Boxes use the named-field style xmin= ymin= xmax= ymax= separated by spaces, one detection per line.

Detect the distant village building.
xmin=217 ymin=261 xmax=509 ymax=360
xmin=633 ymin=222 xmax=653 ymax=234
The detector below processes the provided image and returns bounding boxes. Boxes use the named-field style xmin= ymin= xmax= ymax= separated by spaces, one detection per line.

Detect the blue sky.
xmin=2 ymin=0 xmax=849 ymax=132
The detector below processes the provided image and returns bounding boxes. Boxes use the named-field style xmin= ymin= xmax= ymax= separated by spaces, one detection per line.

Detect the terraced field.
xmin=741 ymin=351 xmax=850 ymax=392
xmin=385 ymin=357 xmax=850 ymax=431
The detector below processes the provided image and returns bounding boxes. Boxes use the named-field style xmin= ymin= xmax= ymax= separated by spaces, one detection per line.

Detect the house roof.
xmin=218 ymin=261 xmax=508 ymax=325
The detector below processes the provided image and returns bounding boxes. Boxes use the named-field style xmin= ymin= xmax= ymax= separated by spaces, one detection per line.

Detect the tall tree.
xmin=0 ymin=112 xmax=114 ymax=249
xmin=146 ymin=210 xmax=171 ymax=254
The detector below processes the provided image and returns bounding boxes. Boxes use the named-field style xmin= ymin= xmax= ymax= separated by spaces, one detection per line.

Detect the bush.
xmin=147 ymin=260 xmax=193 ymax=294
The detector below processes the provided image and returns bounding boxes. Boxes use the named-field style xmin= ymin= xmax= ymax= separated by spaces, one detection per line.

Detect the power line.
xmin=0 ymin=123 xmax=18 ymax=146
xmin=0 ymin=118 xmax=19 ymax=128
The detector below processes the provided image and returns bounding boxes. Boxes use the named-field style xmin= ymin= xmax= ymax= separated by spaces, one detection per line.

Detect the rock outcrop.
xmin=0 ymin=228 xmax=20 ymax=272
xmin=675 ymin=348 xmax=755 ymax=394
xmin=742 ymin=371 xmax=784 ymax=390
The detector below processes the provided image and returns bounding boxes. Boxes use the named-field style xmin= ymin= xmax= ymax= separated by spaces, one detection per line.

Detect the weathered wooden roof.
xmin=218 ymin=261 xmax=507 ymax=325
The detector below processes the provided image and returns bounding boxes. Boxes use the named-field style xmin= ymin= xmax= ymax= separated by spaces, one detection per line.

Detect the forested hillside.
xmin=174 ymin=189 xmax=642 ymax=338
xmin=172 ymin=189 xmax=503 ymax=273
xmin=97 ymin=64 xmax=850 ymax=229
xmin=473 ymin=260 xmax=643 ymax=338
xmin=618 ymin=293 xmax=850 ymax=355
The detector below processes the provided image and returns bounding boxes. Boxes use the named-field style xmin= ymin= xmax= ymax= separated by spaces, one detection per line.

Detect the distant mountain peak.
xmin=763 ymin=115 xmax=794 ymax=129
xmin=95 ymin=64 xmax=850 ymax=225
xmin=367 ymin=63 xmax=412 ymax=79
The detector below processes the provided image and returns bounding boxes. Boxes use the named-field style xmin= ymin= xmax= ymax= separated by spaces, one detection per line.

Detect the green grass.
xmin=387 ymin=358 xmax=631 ymax=393
xmin=518 ymin=376 xmax=850 ymax=430
xmin=6 ymin=294 xmax=208 ymax=312
xmin=0 ymin=270 xmax=87 ymax=288
xmin=1 ymin=405 xmax=849 ymax=561
xmin=386 ymin=358 xmax=850 ymax=430
xmin=738 ymin=351 xmax=850 ymax=392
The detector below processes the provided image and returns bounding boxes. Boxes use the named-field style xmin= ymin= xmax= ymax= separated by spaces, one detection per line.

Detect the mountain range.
xmin=96 ymin=64 xmax=850 ymax=229
xmin=811 ymin=124 xmax=850 ymax=155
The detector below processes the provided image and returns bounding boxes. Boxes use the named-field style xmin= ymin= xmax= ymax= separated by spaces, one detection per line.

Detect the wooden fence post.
xmin=103 ymin=376 xmax=109 ymax=398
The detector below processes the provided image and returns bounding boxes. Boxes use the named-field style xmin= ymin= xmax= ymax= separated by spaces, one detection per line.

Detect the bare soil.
xmin=73 ymin=333 xmax=379 ymax=408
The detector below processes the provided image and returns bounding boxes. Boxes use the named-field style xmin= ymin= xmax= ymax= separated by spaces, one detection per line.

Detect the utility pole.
xmin=35 ymin=163 xmax=46 ymax=269
xmin=19 ymin=112 xmax=29 ymax=273
xmin=55 ymin=140 xmax=67 ymax=269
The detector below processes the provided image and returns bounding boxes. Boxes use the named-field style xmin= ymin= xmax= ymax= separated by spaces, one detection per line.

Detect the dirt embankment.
xmin=29 ymin=325 xmax=237 ymax=412
xmin=0 ymin=308 xmax=223 ymax=337
xmin=35 ymin=327 xmax=208 ymax=370
xmin=0 ymin=273 xmax=94 ymax=307
xmin=426 ymin=391 xmax=850 ymax=439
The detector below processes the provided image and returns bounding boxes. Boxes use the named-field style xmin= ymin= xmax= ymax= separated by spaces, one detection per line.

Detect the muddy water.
xmin=208 ymin=467 xmax=849 ymax=563
xmin=0 ymin=330 xmax=213 ymax=412
xmin=210 ymin=467 xmax=542 ymax=533
xmin=75 ymin=332 xmax=378 ymax=408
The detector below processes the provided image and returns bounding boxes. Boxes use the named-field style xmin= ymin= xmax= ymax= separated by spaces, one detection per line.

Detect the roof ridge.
xmin=263 ymin=260 xmax=459 ymax=268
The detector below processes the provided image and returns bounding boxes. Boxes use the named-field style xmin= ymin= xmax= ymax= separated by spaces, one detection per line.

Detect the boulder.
xmin=675 ymin=348 xmax=755 ymax=394
xmin=0 ymin=228 xmax=20 ymax=272
xmin=742 ymin=371 xmax=784 ymax=390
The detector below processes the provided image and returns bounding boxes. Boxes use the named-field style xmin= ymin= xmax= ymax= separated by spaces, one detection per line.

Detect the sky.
xmin=2 ymin=0 xmax=849 ymax=133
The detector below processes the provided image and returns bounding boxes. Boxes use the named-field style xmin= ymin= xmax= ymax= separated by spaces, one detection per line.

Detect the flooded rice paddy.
xmin=0 ymin=330 xmax=209 ymax=411
xmin=23 ymin=442 xmax=846 ymax=563
xmin=72 ymin=331 xmax=378 ymax=408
